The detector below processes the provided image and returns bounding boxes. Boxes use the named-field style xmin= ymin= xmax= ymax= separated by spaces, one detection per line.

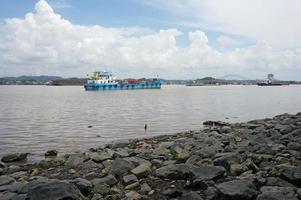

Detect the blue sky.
xmin=0 ymin=0 xmax=250 ymax=49
xmin=0 ymin=0 xmax=300 ymax=80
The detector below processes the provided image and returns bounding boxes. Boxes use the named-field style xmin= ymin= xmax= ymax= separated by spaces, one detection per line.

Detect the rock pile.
xmin=0 ymin=112 xmax=301 ymax=199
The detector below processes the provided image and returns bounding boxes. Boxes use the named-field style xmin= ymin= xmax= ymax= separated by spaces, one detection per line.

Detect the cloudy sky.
xmin=0 ymin=0 xmax=300 ymax=80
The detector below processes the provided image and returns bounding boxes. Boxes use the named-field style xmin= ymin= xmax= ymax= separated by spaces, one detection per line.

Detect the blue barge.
xmin=84 ymin=71 xmax=161 ymax=91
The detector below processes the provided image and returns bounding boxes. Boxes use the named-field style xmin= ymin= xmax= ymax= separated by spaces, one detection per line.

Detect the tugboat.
xmin=257 ymin=74 xmax=289 ymax=86
xmin=84 ymin=71 xmax=161 ymax=91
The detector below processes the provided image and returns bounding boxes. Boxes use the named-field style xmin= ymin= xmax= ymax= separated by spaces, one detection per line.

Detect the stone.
xmin=1 ymin=153 xmax=28 ymax=163
xmin=113 ymin=149 xmax=130 ymax=158
xmin=181 ymin=191 xmax=203 ymax=200
xmin=90 ymin=151 xmax=113 ymax=163
xmin=153 ymin=147 xmax=170 ymax=156
xmin=0 ymin=175 xmax=15 ymax=186
xmin=213 ymin=152 xmax=242 ymax=169
xmin=70 ymin=178 xmax=92 ymax=196
xmin=140 ymin=183 xmax=151 ymax=194
xmin=162 ymin=186 xmax=182 ymax=198
xmin=0 ymin=191 xmax=18 ymax=200
xmin=216 ymin=180 xmax=257 ymax=200
xmin=131 ymin=164 xmax=151 ymax=178
xmin=123 ymin=174 xmax=138 ymax=185
xmin=125 ymin=182 xmax=140 ymax=190
xmin=0 ymin=182 xmax=25 ymax=193
xmin=297 ymin=188 xmax=301 ymax=199
xmin=280 ymin=166 xmax=301 ymax=187
xmin=256 ymin=186 xmax=298 ymax=200
xmin=125 ymin=191 xmax=141 ymax=200
xmin=155 ymin=164 xmax=190 ymax=180
xmin=91 ymin=174 xmax=117 ymax=186
xmin=185 ymin=155 xmax=202 ymax=166
xmin=265 ymin=177 xmax=296 ymax=187
xmin=111 ymin=139 xmax=134 ymax=148
xmin=65 ymin=154 xmax=85 ymax=167
xmin=190 ymin=166 xmax=225 ymax=188
xmin=93 ymin=183 xmax=110 ymax=195
xmin=110 ymin=158 xmax=135 ymax=178
xmin=230 ymin=164 xmax=248 ymax=175
xmin=45 ymin=150 xmax=58 ymax=157
xmin=27 ymin=179 xmax=86 ymax=200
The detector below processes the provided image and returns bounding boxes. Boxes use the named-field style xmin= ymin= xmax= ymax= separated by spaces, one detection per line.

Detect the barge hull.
xmin=84 ymin=83 xmax=161 ymax=91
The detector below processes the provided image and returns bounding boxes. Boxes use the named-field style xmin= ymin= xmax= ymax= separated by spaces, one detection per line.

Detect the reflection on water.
xmin=0 ymin=85 xmax=300 ymax=155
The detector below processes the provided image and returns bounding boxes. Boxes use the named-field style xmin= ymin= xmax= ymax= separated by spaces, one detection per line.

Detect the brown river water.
xmin=0 ymin=85 xmax=300 ymax=156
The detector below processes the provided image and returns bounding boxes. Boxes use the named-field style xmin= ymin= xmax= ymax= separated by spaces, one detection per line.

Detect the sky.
xmin=0 ymin=0 xmax=300 ymax=80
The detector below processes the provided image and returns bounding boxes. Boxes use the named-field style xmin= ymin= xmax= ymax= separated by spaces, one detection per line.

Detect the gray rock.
xmin=90 ymin=151 xmax=113 ymax=163
xmin=113 ymin=149 xmax=130 ymax=158
xmin=65 ymin=154 xmax=85 ymax=167
xmin=0 ymin=175 xmax=15 ymax=186
xmin=0 ymin=191 xmax=18 ymax=200
xmin=256 ymin=186 xmax=298 ymax=200
xmin=131 ymin=164 xmax=151 ymax=178
xmin=140 ymin=183 xmax=151 ymax=194
xmin=230 ymin=164 xmax=248 ymax=175
xmin=155 ymin=164 xmax=190 ymax=179
xmin=185 ymin=155 xmax=202 ymax=166
xmin=45 ymin=150 xmax=58 ymax=157
xmin=190 ymin=166 xmax=225 ymax=188
xmin=265 ymin=177 xmax=296 ymax=187
xmin=111 ymin=139 xmax=134 ymax=148
xmin=297 ymin=188 xmax=301 ymax=199
xmin=125 ymin=190 xmax=141 ymax=200
xmin=110 ymin=158 xmax=135 ymax=178
xmin=27 ymin=179 xmax=87 ymax=200
xmin=123 ymin=174 xmax=138 ymax=185
xmin=216 ymin=180 xmax=257 ymax=200
xmin=181 ymin=191 xmax=203 ymax=200
xmin=0 ymin=182 xmax=26 ymax=193
xmin=280 ymin=166 xmax=301 ymax=187
xmin=70 ymin=178 xmax=92 ymax=197
xmin=213 ymin=152 xmax=242 ymax=169
xmin=1 ymin=153 xmax=28 ymax=163
xmin=93 ymin=183 xmax=110 ymax=195
xmin=91 ymin=174 xmax=117 ymax=186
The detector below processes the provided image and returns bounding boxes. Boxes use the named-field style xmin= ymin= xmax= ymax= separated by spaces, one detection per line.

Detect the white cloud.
xmin=0 ymin=0 xmax=301 ymax=80
xmin=141 ymin=0 xmax=301 ymax=49
xmin=217 ymin=35 xmax=239 ymax=46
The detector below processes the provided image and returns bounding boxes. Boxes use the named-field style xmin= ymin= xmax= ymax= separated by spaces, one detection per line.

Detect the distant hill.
xmin=0 ymin=75 xmax=64 ymax=81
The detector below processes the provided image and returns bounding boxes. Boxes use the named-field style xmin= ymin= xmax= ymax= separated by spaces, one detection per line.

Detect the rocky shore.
xmin=1 ymin=113 xmax=301 ymax=200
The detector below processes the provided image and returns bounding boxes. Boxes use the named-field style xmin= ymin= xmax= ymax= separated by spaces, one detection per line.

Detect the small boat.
xmin=84 ymin=71 xmax=161 ymax=91
xmin=257 ymin=74 xmax=289 ymax=86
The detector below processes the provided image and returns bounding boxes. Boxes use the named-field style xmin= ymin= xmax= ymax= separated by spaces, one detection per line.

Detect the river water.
xmin=0 ymin=85 xmax=300 ymax=155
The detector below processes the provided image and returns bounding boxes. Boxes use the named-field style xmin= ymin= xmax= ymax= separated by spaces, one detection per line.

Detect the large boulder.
xmin=256 ymin=186 xmax=298 ymax=200
xmin=27 ymin=179 xmax=87 ymax=200
xmin=45 ymin=150 xmax=58 ymax=157
xmin=70 ymin=178 xmax=92 ymax=197
xmin=109 ymin=158 xmax=135 ymax=178
xmin=279 ymin=166 xmax=301 ymax=187
xmin=216 ymin=180 xmax=257 ymax=200
xmin=213 ymin=152 xmax=242 ymax=169
xmin=131 ymin=163 xmax=151 ymax=178
xmin=91 ymin=174 xmax=117 ymax=186
xmin=1 ymin=153 xmax=28 ymax=163
xmin=155 ymin=164 xmax=190 ymax=180
xmin=0 ymin=175 xmax=15 ymax=186
xmin=190 ymin=166 xmax=225 ymax=188
xmin=181 ymin=191 xmax=203 ymax=200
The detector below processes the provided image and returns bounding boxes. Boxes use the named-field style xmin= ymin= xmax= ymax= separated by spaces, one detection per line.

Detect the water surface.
xmin=0 ymin=85 xmax=300 ymax=155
